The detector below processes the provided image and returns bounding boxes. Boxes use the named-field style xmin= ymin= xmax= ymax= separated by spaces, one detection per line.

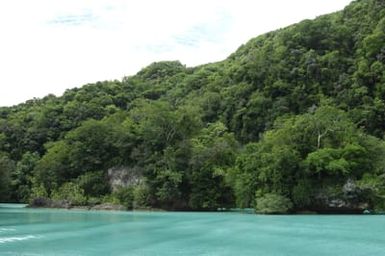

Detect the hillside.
xmin=1 ymin=0 xmax=385 ymax=213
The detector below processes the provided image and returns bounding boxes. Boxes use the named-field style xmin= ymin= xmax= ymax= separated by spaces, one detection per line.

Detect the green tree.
xmin=188 ymin=122 xmax=238 ymax=210
xmin=12 ymin=152 xmax=40 ymax=202
xmin=0 ymin=153 xmax=14 ymax=201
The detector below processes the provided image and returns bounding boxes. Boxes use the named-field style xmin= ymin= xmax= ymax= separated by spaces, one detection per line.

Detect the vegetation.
xmin=255 ymin=193 xmax=293 ymax=214
xmin=1 ymin=0 xmax=385 ymax=213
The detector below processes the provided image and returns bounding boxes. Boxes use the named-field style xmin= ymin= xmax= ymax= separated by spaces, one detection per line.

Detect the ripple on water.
xmin=0 ymin=235 xmax=38 ymax=244
xmin=0 ymin=228 xmax=16 ymax=232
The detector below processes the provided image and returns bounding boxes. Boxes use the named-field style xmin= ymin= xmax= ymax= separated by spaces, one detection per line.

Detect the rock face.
xmin=90 ymin=203 xmax=126 ymax=211
xmin=107 ymin=166 xmax=143 ymax=192
xmin=313 ymin=179 xmax=368 ymax=213
xmin=29 ymin=197 xmax=72 ymax=209
xmin=29 ymin=197 xmax=51 ymax=208
xmin=29 ymin=198 xmax=125 ymax=211
xmin=343 ymin=179 xmax=361 ymax=200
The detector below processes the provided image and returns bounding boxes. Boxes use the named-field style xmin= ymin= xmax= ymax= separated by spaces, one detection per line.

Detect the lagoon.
xmin=1 ymin=204 xmax=385 ymax=255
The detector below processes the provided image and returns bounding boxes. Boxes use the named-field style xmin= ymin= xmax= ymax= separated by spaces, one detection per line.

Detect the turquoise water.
xmin=1 ymin=204 xmax=385 ymax=255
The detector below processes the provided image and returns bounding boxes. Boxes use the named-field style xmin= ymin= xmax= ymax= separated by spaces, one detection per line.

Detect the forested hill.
xmin=1 ymin=0 xmax=385 ymax=213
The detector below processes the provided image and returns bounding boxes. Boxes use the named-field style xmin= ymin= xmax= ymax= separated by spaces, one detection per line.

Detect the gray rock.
xmin=314 ymin=179 xmax=368 ymax=213
xmin=108 ymin=166 xmax=143 ymax=192
xmin=328 ymin=199 xmax=346 ymax=208
xmin=91 ymin=203 xmax=126 ymax=211
xmin=29 ymin=197 xmax=52 ymax=208
xmin=28 ymin=198 xmax=72 ymax=209
xmin=50 ymin=200 xmax=72 ymax=209
xmin=343 ymin=179 xmax=361 ymax=199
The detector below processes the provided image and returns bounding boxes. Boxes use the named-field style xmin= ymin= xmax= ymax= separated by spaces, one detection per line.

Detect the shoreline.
xmin=24 ymin=204 xmax=381 ymax=215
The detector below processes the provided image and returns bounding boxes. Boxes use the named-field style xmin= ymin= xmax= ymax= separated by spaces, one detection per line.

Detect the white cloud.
xmin=0 ymin=0 xmax=352 ymax=106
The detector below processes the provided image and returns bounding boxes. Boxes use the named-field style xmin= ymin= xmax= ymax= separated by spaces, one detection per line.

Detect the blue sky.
xmin=0 ymin=0 xmax=352 ymax=106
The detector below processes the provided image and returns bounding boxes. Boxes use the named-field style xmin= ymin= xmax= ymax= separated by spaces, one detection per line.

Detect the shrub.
xmin=133 ymin=182 xmax=150 ymax=209
xmin=101 ymin=187 xmax=135 ymax=210
xmin=113 ymin=187 xmax=134 ymax=209
xmin=77 ymin=171 xmax=110 ymax=197
xmin=30 ymin=183 xmax=48 ymax=200
xmin=102 ymin=194 xmax=121 ymax=205
xmin=255 ymin=193 xmax=293 ymax=214
xmin=292 ymin=179 xmax=313 ymax=208
xmin=51 ymin=182 xmax=87 ymax=206
xmin=87 ymin=197 xmax=102 ymax=206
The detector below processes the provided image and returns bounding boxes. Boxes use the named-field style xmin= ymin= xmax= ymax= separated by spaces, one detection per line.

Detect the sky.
xmin=0 ymin=0 xmax=353 ymax=107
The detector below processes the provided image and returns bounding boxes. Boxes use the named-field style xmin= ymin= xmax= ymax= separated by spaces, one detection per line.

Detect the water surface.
xmin=1 ymin=204 xmax=384 ymax=255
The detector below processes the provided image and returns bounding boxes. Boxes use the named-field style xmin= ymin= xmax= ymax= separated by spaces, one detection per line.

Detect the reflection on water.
xmin=0 ymin=203 xmax=28 ymax=208
xmin=1 ymin=204 xmax=385 ymax=256
xmin=0 ymin=235 xmax=37 ymax=244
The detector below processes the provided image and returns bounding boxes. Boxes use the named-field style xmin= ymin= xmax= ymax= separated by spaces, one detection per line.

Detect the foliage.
xmin=76 ymin=171 xmax=110 ymax=197
xmin=255 ymin=193 xmax=293 ymax=214
xmin=0 ymin=153 xmax=14 ymax=201
xmin=188 ymin=122 xmax=238 ymax=210
xmin=133 ymin=182 xmax=150 ymax=208
xmin=111 ymin=187 xmax=134 ymax=209
xmin=51 ymin=182 xmax=87 ymax=206
xmin=232 ymin=105 xmax=385 ymax=210
xmin=357 ymin=174 xmax=385 ymax=211
xmin=12 ymin=152 xmax=40 ymax=202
